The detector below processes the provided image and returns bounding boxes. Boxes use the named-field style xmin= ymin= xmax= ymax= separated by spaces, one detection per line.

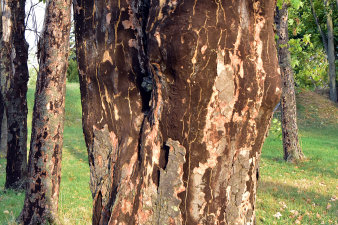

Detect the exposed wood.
xmin=18 ymin=0 xmax=72 ymax=224
xmin=276 ymin=3 xmax=305 ymax=162
xmin=0 ymin=0 xmax=29 ymax=190
xmin=74 ymin=0 xmax=281 ymax=224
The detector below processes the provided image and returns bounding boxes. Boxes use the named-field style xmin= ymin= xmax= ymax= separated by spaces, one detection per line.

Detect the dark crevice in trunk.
xmin=138 ymin=0 xmax=152 ymax=112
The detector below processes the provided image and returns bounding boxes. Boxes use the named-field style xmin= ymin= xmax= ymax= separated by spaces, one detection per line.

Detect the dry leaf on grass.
xmin=273 ymin=212 xmax=282 ymax=219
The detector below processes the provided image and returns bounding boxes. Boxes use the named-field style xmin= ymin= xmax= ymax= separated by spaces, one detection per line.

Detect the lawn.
xmin=0 ymin=85 xmax=337 ymax=224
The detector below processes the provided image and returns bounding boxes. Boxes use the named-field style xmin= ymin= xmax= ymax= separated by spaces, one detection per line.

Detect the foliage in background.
xmin=277 ymin=0 xmax=337 ymax=89
xmin=66 ymin=26 xmax=79 ymax=83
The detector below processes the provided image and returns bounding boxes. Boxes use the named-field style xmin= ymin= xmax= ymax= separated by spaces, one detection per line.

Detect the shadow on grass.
xmin=258 ymin=181 xmax=337 ymax=214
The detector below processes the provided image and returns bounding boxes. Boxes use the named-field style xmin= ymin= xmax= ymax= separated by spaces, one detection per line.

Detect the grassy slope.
xmin=0 ymin=86 xmax=337 ymax=224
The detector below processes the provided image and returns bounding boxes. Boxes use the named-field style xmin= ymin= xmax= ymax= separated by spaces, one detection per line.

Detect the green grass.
xmin=0 ymin=85 xmax=337 ymax=224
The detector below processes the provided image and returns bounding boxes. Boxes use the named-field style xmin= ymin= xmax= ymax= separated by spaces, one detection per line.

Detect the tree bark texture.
xmin=19 ymin=0 xmax=71 ymax=224
xmin=276 ymin=4 xmax=305 ymax=162
xmin=0 ymin=0 xmax=29 ymax=190
xmin=325 ymin=0 xmax=337 ymax=102
xmin=0 ymin=0 xmax=4 ymax=157
xmin=74 ymin=0 xmax=281 ymax=224
xmin=0 ymin=112 xmax=7 ymax=157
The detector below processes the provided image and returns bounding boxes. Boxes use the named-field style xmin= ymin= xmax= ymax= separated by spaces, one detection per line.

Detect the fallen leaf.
xmin=326 ymin=203 xmax=331 ymax=210
xmin=316 ymin=213 xmax=321 ymax=219
xmin=273 ymin=212 xmax=282 ymax=219
xmin=290 ymin=209 xmax=299 ymax=218
xmin=297 ymin=215 xmax=303 ymax=221
xmin=330 ymin=196 xmax=336 ymax=201
xmin=3 ymin=210 xmax=9 ymax=214
xmin=279 ymin=201 xmax=287 ymax=209
xmin=295 ymin=220 xmax=301 ymax=224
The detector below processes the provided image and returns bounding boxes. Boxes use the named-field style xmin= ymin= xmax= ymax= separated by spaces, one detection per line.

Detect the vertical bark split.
xmin=276 ymin=4 xmax=305 ymax=162
xmin=0 ymin=0 xmax=29 ymax=190
xmin=19 ymin=0 xmax=72 ymax=224
xmin=74 ymin=0 xmax=281 ymax=224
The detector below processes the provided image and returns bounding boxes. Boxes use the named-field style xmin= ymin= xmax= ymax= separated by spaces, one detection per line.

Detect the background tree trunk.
xmin=310 ymin=0 xmax=337 ymax=102
xmin=276 ymin=4 xmax=305 ymax=162
xmin=19 ymin=0 xmax=71 ymax=224
xmin=0 ymin=0 xmax=29 ymax=190
xmin=324 ymin=0 xmax=337 ymax=102
xmin=74 ymin=0 xmax=281 ymax=224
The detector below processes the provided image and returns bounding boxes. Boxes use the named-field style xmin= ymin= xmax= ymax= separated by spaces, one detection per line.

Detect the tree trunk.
xmin=325 ymin=0 xmax=337 ymax=102
xmin=0 ymin=2 xmax=4 ymax=158
xmin=276 ymin=4 xmax=305 ymax=162
xmin=74 ymin=0 xmax=281 ymax=224
xmin=0 ymin=0 xmax=29 ymax=190
xmin=0 ymin=112 xmax=7 ymax=158
xmin=18 ymin=0 xmax=71 ymax=224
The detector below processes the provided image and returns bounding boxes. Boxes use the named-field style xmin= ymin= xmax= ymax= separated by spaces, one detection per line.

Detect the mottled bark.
xmin=74 ymin=0 xmax=281 ymax=224
xmin=276 ymin=4 xmax=305 ymax=162
xmin=18 ymin=0 xmax=71 ymax=224
xmin=324 ymin=0 xmax=337 ymax=102
xmin=0 ymin=0 xmax=29 ymax=190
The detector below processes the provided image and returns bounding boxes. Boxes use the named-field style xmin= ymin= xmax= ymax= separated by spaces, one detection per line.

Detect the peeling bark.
xmin=74 ymin=0 xmax=281 ymax=224
xmin=18 ymin=0 xmax=72 ymax=224
xmin=0 ymin=0 xmax=29 ymax=190
xmin=276 ymin=4 xmax=305 ymax=162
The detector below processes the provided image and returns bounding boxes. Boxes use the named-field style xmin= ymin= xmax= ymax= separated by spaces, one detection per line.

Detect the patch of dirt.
xmin=296 ymin=89 xmax=338 ymax=127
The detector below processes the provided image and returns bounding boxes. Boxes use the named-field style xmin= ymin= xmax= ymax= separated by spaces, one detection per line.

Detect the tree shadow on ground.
xmin=258 ymin=180 xmax=337 ymax=215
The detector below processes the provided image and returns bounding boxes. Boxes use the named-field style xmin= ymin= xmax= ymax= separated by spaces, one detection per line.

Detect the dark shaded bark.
xmin=324 ymin=0 xmax=337 ymax=102
xmin=0 ymin=112 xmax=7 ymax=158
xmin=276 ymin=4 xmax=305 ymax=162
xmin=74 ymin=0 xmax=281 ymax=224
xmin=18 ymin=0 xmax=72 ymax=224
xmin=0 ymin=0 xmax=29 ymax=190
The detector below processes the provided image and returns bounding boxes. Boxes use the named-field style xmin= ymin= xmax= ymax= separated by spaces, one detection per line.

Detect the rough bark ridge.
xmin=0 ymin=0 xmax=29 ymax=190
xmin=276 ymin=4 xmax=304 ymax=162
xmin=19 ymin=0 xmax=72 ymax=224
xmin=74 ymin=0 xmax=281 ymax=224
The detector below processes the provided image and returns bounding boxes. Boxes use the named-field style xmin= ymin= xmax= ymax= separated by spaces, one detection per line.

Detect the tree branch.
xmin=309 ymin=0 xmax=328 ymax=54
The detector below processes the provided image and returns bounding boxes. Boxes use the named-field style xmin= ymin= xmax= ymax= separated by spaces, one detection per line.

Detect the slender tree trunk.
xmin=310 ymin=0 xmax=337 ymax=102
xmin=18 ymin=0 xmax=71 ymax=224
xmin=0 ymin=0 xmax=29 ymax=189
xmin=276 ymin=4 xmax=305 ymax=162
xmin=74 ymin=0 xmax=281 ymax=224
xmin=325 ymin=0 xmax=337 ymax=102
